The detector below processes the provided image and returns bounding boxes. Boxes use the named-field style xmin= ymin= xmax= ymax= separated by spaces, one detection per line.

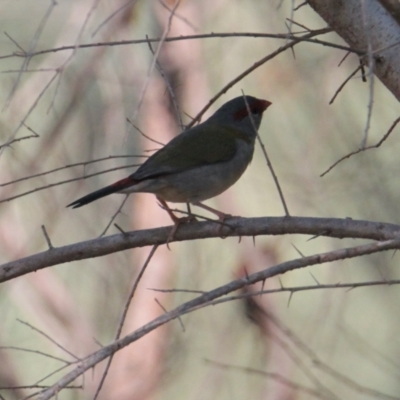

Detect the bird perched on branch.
xmin=68 ymin=95 xmax=271 ymax=229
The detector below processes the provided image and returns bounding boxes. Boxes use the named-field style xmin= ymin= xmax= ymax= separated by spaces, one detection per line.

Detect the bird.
xmin=68 ymin=95 xmax=271 ymax=226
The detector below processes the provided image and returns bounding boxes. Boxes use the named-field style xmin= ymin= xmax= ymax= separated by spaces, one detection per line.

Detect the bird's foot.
xmin=215 ymin=213 xmax=235 ymax=237
xmin=157 ymin=197 xmax=198 ymax=248
xmin=192 ymin=202 xmax=235 ymax=235
xmin=166 ymin=214 xmax=197 ymax=248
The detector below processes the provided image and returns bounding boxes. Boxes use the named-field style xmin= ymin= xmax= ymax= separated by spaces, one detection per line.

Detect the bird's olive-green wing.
xmin=132 ymin=123 xmax=250 ymax=181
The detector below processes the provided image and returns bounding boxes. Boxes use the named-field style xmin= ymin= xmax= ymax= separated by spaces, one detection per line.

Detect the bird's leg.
xmin=157 ymin=197 xmax=196 ymax=246
xmin=185 ymin=202 xmax=197 ymax=222
xmin=192 ymin=201 xmax=234 ymax=235
xmin=192 ymin=202 xmax=232 ymax=221
xmin=156 ymin=197 xmax=197 ymax=223
xmin=157 ymin=197 xmax=180 ymax=224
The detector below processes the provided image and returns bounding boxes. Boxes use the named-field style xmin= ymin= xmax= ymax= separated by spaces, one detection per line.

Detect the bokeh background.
xmin=1 ymin=0 xmax=400 ymax=399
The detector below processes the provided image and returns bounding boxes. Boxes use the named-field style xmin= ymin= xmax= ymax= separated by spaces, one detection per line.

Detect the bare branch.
xmin=3 ymin=0 xmax=57 ymax=108
xmin=17 ymin=320 xmax=80 ymax=361
xmin=0 ymin=154 xmax=145 ymax=188
xmin=99 ymin=195 xmax=129 ymax=237
xmin=206 ymin=360 xmax=332 ymax=399
xmin=308 ymin=0 xmax=400 ymax=101
xmin=186 ymin=28 xmax=332 ymax=128
xmin=0 ymin=346 xmax=72 ymax=364
xmin=126 ymin=118 xmax=166 ymax=146
xmin=146 ymin=36 xmax=184 ymax=129
xmin=0 ymin=162 xmax=142 ymax=204
xmin=131 ymin=0 xmax=182 ymax=121
xmin=2 ymin=216 xmax=400 ymax=283
xmin=35 ymin=238 xmax=400 ymax=400
xmin=242 ymin=91 xmax=290 ymax=216
xmin=0 ymin=133 xmax=39 ymax=150
xmin=0 ymin=122 xmax=39 ymax=150
xmin=150 ymin=279 xmax=400 ymax=296
xmin=91 ymin=0 xmax=140 ymax=37
xmin=41 ymin=225 xmax=53 ymax=249
xmin=2 ymin=30 xmax=360 ymax=62
xmin=93 ymin=245 xmax=158 ymax=400
xmin=321 ymin=116 xmax=400 ymax=177
xmin=360 ymin=0 xmax=375 ymax=148
xmin=329 ymin=65 xmax=363 ymax=104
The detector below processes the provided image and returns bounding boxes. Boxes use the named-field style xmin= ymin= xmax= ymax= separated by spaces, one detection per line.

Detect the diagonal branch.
xmin=36 ymin=237 xmax=400 ymax=400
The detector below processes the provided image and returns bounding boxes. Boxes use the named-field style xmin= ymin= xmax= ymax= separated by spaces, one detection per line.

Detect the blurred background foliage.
xmin=1 ymin=0 xmax=400 ymax=399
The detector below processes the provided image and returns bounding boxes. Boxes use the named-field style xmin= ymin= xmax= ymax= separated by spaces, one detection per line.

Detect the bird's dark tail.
xmin=67 ymin=177 xmax=135 ymax=208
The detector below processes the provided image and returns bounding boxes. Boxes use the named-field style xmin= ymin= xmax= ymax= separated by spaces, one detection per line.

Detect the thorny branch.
xmin=321 ymin=116 xmax=400 ymax=177
xmin=35 ymin=237 xmax=400 ymax=400
xmin=2 ymin=30 xmax=361 ymax=61
xmin=93 ymin=245 xmax=159 ymax=400
xmin=2 ymin=215 xmax=400 ymax=283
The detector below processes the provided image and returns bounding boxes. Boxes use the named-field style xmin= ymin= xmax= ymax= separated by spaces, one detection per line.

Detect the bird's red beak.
xmin=258 ymin=99 xmax=272 ymax=111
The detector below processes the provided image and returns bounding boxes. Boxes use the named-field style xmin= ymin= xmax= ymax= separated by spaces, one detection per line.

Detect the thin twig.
xmin=360 ymin=0 xmax=374 ymax=148
xmin=149 ymin=278 xmax=400 ymax=296
xmin=329 ymin=65 xmax=362 ymax=105
xmin=320 ymin=116 xmax=400 ymax=177
xmin=0 ymin=162 xmax=142 ymax=204
xmin=186 ymin=28 xmax=332 ymax=129
xmin=1 ymin=0 xmax=101 ymax=159
xmin=285 ymin=18 xmax=312 ymax=32
xmin=1 ymin=68 xmax=58 ymax=73
xmin=41 ymin=225 xmax=54 ymax=249
xmin=242 ymin=91 xmax=290 ymax=216
xmin=158 ymin=0 xmax=198 ymax=31
xmin=291 ymin=243 xmax=305 ymax=258
xmin=0 ymin=346 xmax=72 ymax=364
xmin=285 ymin=21 xmax=297 ymax=59
xmin=3 ymin=1 xmax=57 ymax=109
xmin=130 ymin=0 xmax=182 ymax=122
xmin=46 ymin=70 xmax=64 ymax=114
xmin=154 ymin=297 xmax=185 ymax=331
xmin=114 ymin=223 xmax=127 ymax=235
xmin=91 ymin=0 xmax=139 ymax=37
xmin=93 ymin=245 xmax=158 ymax=400
xmin=286 ymin=0 xmax=296 ymax=45
xmin=17 ymin=320 xmax=80 ymax=361
xmin=0 ymin=71 xmax=59 ymax=157
xmin=206 ymin=360 xmax=332 ymax=400
xmin=34 ymin=364 xmax=73 ymax=386
xmin=146 ymin=36 xmax=184 ymax=129
xmin=264 ymin=311 xmax=397 ymax=400
xmin=148 ymin=287 xmax=206 ymax=294
xmin=0 ymin=385 xmax=81 ymax=390
xmin=0 ymin=134 xmax=39 ymax=150
xmin=4 ymin=31 xmax=26 ymax=54
xmin=0 ymin=155 xmax=145 ymax=188
xmin=2 ymin=30 xmax=361 ymax=62
xmin=99 ymin=194 xmax=129 ymax=237
xmin=126 ymin=118 xmax=165 ymax=146
xmin=0 ymin=122 xmax=40 ymax=149
xmin=338 ymin=51 xmax=351 ymax=67
xmin=294 ymin=1 xmax=308 ymax=12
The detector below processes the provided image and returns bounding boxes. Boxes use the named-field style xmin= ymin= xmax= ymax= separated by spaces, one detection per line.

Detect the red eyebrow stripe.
xmin=233 ymin=99 xmax=271 ymax=121
xmin=233 ymin=107 xmax=250 ymax=121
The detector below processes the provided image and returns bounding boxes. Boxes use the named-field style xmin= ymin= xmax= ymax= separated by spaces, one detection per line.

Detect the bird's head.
xmin=210 ymin=95 xmax=272 ymax=134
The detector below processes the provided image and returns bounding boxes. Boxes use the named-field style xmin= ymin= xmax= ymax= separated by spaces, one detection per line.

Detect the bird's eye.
xmin=233 ymin=100 xmax=268 ymax=121
xmin=250 ymin=106 xmax=260 ymax=115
